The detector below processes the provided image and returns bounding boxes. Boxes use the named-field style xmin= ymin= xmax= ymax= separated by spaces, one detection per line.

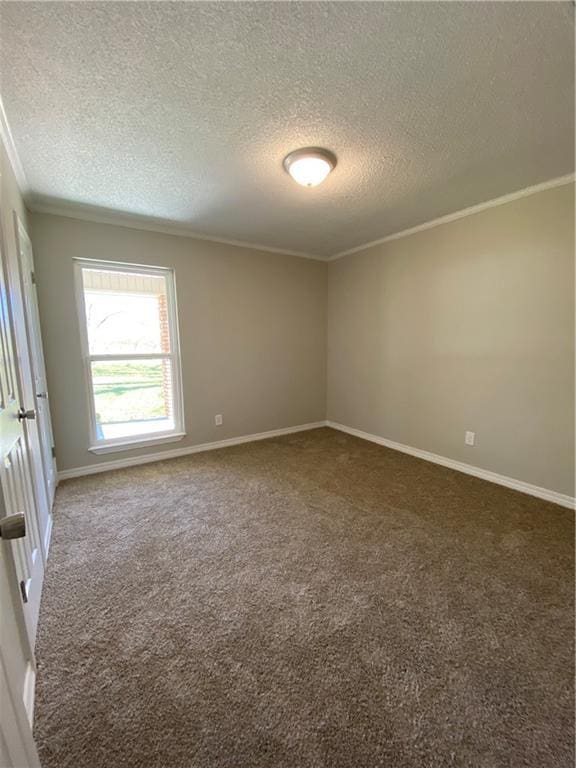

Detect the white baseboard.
xmin=42 ymin=513 xmax=53 ymax=561
xmin=23 ymin=663 xmax=35 ymax=725
xmin=57 ymin=418 xmax=575 ymax=510
xmin=57 ymin=421 xmax=327 ymax=481
xmin=326 ymin=421 xmax=575 ymax=510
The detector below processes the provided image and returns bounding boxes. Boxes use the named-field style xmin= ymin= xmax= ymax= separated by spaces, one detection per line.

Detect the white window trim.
xmin=73 ymin=258 xmax=186 ymax=453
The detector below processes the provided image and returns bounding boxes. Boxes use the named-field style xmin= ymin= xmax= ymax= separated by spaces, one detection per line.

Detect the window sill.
xmin=89 ymin=432 xmax=186 ymax=455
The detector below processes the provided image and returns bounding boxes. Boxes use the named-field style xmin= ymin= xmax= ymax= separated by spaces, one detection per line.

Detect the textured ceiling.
xmin=0 ymin=1 xmax=574 ymax=258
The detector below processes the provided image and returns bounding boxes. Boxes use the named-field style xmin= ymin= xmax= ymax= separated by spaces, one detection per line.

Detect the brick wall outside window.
xmin=157 ymin=293 xmax=172 ymax=417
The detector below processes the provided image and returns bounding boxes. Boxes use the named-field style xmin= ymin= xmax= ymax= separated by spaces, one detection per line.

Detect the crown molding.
xmin=4 ymin=87 xmax=572 ymax=264
xmin=0 ymin=93 xmax=324 ymax=261
xmin=328 ymin=173 xmax=576 ymax=261
xmin=0 ymin=94 xmax=29 ymax=194
xmin=28 ymin=198 xmax=326 ymax=261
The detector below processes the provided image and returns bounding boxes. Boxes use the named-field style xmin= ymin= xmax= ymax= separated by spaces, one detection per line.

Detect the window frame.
xmin=73 ymin=258 xmax=185 ymax=454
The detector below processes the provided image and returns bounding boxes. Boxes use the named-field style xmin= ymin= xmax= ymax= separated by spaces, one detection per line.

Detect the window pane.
xmin=91 ymin=359 xmax=175 ymax=441
xmin=82 ymin=268 xmax=170 ymax=355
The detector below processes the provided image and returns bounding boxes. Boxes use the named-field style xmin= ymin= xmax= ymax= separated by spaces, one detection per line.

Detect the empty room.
xmin=0 ymin=2 xmax=574 ymax=767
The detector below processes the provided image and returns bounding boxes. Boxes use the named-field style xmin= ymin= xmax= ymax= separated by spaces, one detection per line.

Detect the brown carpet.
xmin=34 ymin=427 xmax=574 ymax=768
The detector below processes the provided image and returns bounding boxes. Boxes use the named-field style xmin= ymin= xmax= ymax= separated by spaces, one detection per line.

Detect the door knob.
xmin=18 ymin=408 xmax=35 ymax=421
xmin=0 ymin=513 xmax=26 ymax=539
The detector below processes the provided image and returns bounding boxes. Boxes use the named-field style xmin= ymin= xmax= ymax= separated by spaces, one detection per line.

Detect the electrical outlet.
xmin=215 ymin=414 xmax=223 ymax=426
xmin=465 ymin=430 xmax=475 ymax=446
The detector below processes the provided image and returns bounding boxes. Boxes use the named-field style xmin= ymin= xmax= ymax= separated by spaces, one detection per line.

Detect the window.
xmin=75 ymin=260 xmax=184 ymax=453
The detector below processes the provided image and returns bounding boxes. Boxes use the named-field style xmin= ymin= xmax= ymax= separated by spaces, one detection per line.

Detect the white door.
xmin=12 ymin=215 xmax=54 ymax=559
xmin=0 ymin=216 xmax=42 ymax=765
xmin=14 ymin=217 xmax=56 ymax=503
xmin=0 ymin=549 xmax=41 ymax=768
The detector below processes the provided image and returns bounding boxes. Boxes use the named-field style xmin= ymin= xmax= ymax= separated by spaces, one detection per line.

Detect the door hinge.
xmin=20 ymin=579 xmax=28 ymax=604
xmin=31 ymin=271 xmax=36 ymax=284
xmin=51 ymin=446 xmax=56 ymax=458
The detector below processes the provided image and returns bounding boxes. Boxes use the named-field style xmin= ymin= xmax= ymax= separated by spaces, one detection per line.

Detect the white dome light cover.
xmin=283 ymin=147 xmax=337 ymax=188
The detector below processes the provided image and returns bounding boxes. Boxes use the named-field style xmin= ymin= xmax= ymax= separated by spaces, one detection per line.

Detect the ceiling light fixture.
xmin=283 ymin=147 xmax=337 ymax=188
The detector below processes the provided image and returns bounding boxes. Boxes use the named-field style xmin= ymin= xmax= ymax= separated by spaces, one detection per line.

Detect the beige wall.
xmin=30 ymin=213 xmax=327 ymax=472
xmin=20 ymin=178 xmax=576 ymax=497
xmin=327 ymin=183 xmax=575 ymax=497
